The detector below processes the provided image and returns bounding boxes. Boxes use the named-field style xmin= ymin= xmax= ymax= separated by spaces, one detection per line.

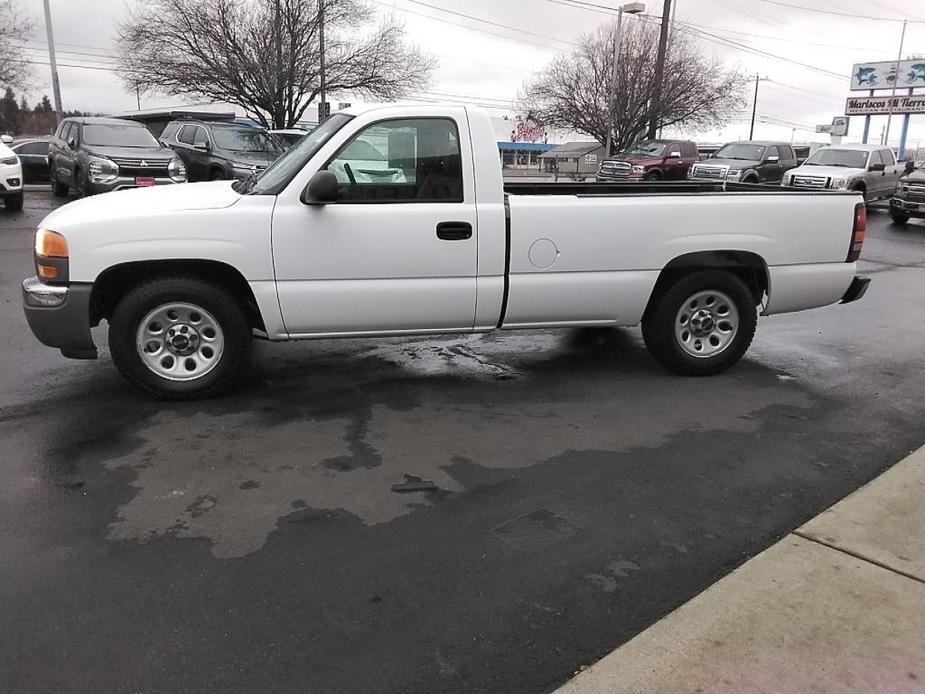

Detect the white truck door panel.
xmin=272 ymin=114 xmax=478 ymax=336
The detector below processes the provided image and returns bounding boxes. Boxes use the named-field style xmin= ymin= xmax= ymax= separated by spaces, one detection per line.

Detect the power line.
xmin=750 ymin=0 xmax=925 ymax=22
xmin=397 ymin=0 xmax=576 ymax=46
xmin=369 ymin=0 xmax=565 ymax=51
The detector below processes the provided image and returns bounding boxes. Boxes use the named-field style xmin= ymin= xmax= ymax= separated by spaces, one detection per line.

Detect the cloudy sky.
xmin=20 ymin=0 xmax=925 ymax=148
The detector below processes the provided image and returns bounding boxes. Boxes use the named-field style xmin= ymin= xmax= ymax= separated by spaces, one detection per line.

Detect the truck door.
xmin=270 ymin=112 xmax=479 ymax=336
xmin=664 ymin=142 xmax=685 ymax=179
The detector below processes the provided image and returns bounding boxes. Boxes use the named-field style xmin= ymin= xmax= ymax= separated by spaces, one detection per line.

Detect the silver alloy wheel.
xmin=674 ymin=290 xmax=739 ymax=358
xmin=135 ymin=302 xmax=225 ymax=381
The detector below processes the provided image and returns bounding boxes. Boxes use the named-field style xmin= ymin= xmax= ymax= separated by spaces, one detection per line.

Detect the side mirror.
xmin=0 ymin=134 xmax=12 ymax=144
xmin=67 ymin=136 xmax=77 ymax=149
xmin=766 ymin=155 xmax=780 ymax=163
xmin=301 ymin=170 xmax=339 ymax=205
xmin=193 ymin=141 xmax=210 ymax=151
xmin=869 ymin=163 xmax=885 ymax=172
xmin=668 ymin=150 xmax=681 ymax=158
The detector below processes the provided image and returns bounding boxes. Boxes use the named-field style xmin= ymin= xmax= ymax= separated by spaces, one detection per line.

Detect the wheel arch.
xmin=90 ymin=259 xmax=265 ymax=331
xmin=644 ymin=250 xmax=769 ymax=318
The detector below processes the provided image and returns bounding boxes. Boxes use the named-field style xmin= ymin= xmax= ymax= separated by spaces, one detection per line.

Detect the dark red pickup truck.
xmin=597 ymin=139 xmax=700 ymax=182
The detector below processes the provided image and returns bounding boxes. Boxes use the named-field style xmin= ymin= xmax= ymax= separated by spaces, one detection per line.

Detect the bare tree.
xmin=117 ymin=0 xmax=435 ymax=128
xmin=0 ymin=0 xmax=34 ymax=89
xmin=521 ymin=21 xmax=744 ymax=153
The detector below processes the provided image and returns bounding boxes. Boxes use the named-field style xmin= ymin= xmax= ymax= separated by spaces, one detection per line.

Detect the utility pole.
xmin=605 ymin=3 xmax=644 ymax=156
xmin=883 ymin=19 xmax=906 ymax=149
xmin=135 ymin=85 xmax=141 ymax=111
xmin=41 ymin=0 xmax=63 ymax=123
xmin=646 ymin=0 xmax=672 ymax=139
xmin=318 ymin=0 xmax=327 ymax=123
xmin=749 ymin=74 xmax=760 ymax=139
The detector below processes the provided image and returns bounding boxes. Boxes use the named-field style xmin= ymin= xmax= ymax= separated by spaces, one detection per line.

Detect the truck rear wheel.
xmin=108 ymin=277 xmax=252 ymax=399
xmin=890 ymin=210 xmax=909 ymax=226
xmin=642 ymin=270 xmax=758 ymax=376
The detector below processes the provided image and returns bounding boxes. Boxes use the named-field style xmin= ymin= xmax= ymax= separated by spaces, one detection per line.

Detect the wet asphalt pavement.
xmin=2 ymin=189 xmax=925 ymax=694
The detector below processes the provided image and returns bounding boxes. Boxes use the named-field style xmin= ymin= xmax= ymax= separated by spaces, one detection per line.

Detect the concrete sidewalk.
xmin=555 ymin=445 xmax=925 ymax=694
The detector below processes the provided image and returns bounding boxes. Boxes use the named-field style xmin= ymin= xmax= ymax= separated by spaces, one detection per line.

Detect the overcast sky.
xmin=21 ymin=0 xmax=925 ymax=148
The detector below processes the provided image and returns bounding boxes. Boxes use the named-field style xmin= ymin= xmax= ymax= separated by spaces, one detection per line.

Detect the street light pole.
xmin=883 ymin=19 xmax=906 ymax=147
xmin=749 ymin=73 xmax=760 ymax=139
xmin=646 ymin=0 xmax=672 ymax=139
xmin=318 ymin=0 xmax=327 ymax=122
xmin=605 ymin=9 xmax=624 ymax=157
xmin=605 ymin=3 xmax=644 ymax=156
xmin=41 ymin=0 xmax=63 ymax=123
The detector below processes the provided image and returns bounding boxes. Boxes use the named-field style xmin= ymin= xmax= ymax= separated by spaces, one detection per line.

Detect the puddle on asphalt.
xmin=99 ymin=332 xmax=814 ymax=558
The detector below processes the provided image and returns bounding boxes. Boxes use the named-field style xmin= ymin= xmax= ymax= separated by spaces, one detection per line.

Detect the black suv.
xmin=688 ymin=140 xmax=798 ymax=184
xmin=160 ymin=120 xmax=284 ymax=181
xmin=48 ymin=117 xmax=187 ymax=196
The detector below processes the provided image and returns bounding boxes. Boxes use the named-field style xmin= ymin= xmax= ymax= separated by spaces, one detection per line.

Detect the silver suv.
xmin=783 ymin=144 xmax=903 ymax=201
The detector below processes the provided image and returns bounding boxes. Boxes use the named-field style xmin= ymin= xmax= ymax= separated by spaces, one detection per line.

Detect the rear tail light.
xmin=847 ymin=202 xmax=865 ymax=262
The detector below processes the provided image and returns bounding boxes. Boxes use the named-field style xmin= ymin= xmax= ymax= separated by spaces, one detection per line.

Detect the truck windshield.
xmin=623 ymin=141 xmax=666 ymax=156
xmin=248 ymin=113 xmax=354 ymax=195
xmin=82 ymin=124 xmax=160 ymax=148
xmin=212 ymin=126 xmax=282 ymax=153
xmin=803 ymin=149 xmax=869 ymax=168
xmin=714 ymin=143 xmax=766 ymax=161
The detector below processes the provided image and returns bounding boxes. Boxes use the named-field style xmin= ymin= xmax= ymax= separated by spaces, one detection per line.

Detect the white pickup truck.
xmin=23 ymin=103 xmax=870 ymax=399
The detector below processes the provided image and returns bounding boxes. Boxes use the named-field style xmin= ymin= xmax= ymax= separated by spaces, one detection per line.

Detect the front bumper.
xmin=840 ymin=276 xmax=871 ymax=304
xmin=596 ymin=173 xmax=644 ymax=182
xmin=86 ymin=176 xmax=180 ymax=194
xmin=22 ymin=278 xmax=97 ymax=359
xmin=890 ymin=197 xmax=925 ymax=217
xmin=1 ymin=162 xmax=23 ymax=193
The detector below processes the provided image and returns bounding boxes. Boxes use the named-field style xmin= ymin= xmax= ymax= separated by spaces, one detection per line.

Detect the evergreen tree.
xmin=0 ymin=87 xmax=20 ymax=133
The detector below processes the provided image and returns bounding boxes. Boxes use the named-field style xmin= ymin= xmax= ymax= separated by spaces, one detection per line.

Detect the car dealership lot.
xmin=2 ymin=190 xmax=925 ymax=693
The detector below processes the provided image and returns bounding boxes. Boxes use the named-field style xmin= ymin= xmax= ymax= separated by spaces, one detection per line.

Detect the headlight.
xmin=168 ymin=157 xmax=187 ymax=182
xmin=87 ymin=156 xmax=118 ymax=183
xmin=727 ymin=169 xmax=741 ymax=175
xmin=35 ymin=228 xmax=68 ymax=258
xmin=631 ymin=165 xmax=645 ymax=175
xmin=830 ymin=177 xmax=849 ymax=189
xmin=896 ymin=182 xmax=906 ymax=194
xmin=0 ymin=155 xmax=17 ymax=165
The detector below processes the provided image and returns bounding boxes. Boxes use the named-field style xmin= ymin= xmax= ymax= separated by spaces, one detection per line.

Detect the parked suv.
xmin=889 ymin=168 xmax=925 ymax=225
xmin=597 ymin=139 xmax=699 ymax=181
xmin=0 ymin=135 xmax=23 ymax=210
xmin=49 ymin=117 xmax=186 ymax=196
xmin=160 ymin=120 xmax=284 ymax=181
xmin=783 ymin=144 xmax=903 ymax=201
xmin=689 ymin=141 xmax=798 ymax=184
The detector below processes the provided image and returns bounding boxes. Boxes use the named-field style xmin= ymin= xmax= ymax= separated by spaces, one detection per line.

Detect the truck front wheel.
xmin=108 ymin=277 xmax=252 ymax=399
xmin=642 ymin=270 xmax=758 ymax=376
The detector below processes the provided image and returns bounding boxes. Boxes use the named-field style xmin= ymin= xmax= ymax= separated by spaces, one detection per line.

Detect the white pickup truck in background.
xmin=23 ymin=103 xmax=870 ymax=398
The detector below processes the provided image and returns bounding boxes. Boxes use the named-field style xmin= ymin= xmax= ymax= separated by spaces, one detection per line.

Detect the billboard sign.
xmin=845 ymin=94 xmax=925 ymax=116
xmin=850 ymin=60 xmax=925 ymax=90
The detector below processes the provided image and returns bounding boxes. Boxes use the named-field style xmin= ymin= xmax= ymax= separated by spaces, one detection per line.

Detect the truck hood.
xmin=609 ymin=153 xmax=661 ymax=165
xmin=40 ymin=181 xmax=242 ymax=232
xmin=901 ymin=169 xmax=925 ymax=182
xmin=83 ymin=144 xmax=174 ymax=161
xmin=787 ymin=165 xmax=865 ymax=178
xmin=697 ymin=158 xmax=761 ymax=169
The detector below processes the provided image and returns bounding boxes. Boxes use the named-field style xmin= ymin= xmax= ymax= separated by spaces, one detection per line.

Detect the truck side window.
xmin=879 ymin=149 xmax=894 ymax=165
xmin=765 ymin=146 xmax=778 ymax=161
xmin=326 ymin=118 xmax=463 ymax=203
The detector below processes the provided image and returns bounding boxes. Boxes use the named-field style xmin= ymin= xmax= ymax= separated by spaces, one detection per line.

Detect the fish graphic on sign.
xmin=854 ymin=67 xmax=877 ymax=86
xmin=907 ymin=64 xmax=925 ymax=84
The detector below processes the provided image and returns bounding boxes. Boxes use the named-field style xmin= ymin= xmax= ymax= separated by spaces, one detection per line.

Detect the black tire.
xmin=108 ymin=277 xmax=252 ymax=399
xmin=209 ymin=168 xmax=227 ymax=181
xmin=51 ymin=167 xmax=69 ymax=197
xmin=851 ymin=184 xmax=867 ymax=201
xmin=890 ymin=210 xmax=909 ymax=226
xmin=642 ymin=270 xmax=758 ymax=377
xmin=645 ymin=171 xmax=662 ymax=181
xmin=4 ymin=191 xmax=23 ymax=211
xmin=744 ymin=175 xmax=759 ymax=184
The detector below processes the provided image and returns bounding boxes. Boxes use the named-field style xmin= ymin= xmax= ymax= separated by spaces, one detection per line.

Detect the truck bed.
xmin=503 ymin=181 xmax=856 ymax=197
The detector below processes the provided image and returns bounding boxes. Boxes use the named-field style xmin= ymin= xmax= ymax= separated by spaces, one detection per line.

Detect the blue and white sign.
xmin=850 ymin=60 xmax=925 ymax=91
